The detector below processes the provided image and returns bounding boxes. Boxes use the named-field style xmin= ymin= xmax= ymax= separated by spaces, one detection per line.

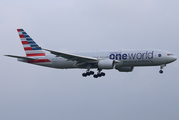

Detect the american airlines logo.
xmin=109 ymin=51 xmax=154 ymax=60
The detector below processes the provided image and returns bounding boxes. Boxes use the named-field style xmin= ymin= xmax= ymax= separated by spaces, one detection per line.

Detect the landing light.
xmin=167 ymin=53 xmax=174 ymax=56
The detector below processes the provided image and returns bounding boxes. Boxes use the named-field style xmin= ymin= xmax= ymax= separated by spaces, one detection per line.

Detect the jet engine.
xmin=115 ymin=66 xmax=134 ymax=72
xmin=98 ymin=59 xmax=115 ymax=69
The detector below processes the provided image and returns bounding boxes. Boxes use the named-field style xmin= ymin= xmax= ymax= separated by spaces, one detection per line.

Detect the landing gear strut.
xmin=159 ymin=64 xmax=166 ymax=74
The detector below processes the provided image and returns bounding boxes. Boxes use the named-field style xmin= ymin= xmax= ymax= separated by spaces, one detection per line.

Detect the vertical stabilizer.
xmin=17 ymin=29 xmax=46 ymax=57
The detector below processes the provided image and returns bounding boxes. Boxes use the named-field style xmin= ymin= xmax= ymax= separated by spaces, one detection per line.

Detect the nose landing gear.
xmin=159 ymin=70 xmax=163 ymax=74
xmin=159 ymin=64 xmax=166 ymax=74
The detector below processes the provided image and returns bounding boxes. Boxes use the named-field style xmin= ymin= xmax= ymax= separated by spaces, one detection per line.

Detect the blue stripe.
xmin=22 ymin=32 xmax=27 ymax=34
xmin=20 ymin=29 xmax=24 ymax=31
xmin=30 ymin=45 xmax=39 ymax=47
xmin=29 ymin=43 xmax=37 ymax=46
xmin=28 ymin=41 xmax=36 ymax=44
xmin=26 ymin=40 xmax=34 ymax=42
xmin=32 ymin=47 xmax=42 ymax=50
xmin=26 ymin=38 xmax=33 ymax=40
xmin=24 ymin=35 xmax=30 ymax=37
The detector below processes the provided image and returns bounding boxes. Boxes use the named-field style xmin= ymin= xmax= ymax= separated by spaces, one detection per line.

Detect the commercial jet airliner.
xmin=5 ymin=29 xmax=177 ymax=78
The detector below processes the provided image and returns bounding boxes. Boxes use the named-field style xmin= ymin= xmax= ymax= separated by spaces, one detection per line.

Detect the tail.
xmin=17 ymin=29 xmax=46 ymax=57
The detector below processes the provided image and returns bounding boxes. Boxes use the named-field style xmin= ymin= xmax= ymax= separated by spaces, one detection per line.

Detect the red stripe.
xmin=24 ymin=47 xmax=33 ymax=50
xmin=17 ymin=29 xmax=21 ymax=32
xmin=28 ymin=59 xmax=50 ymax=63
xmin=19 ymin=35 xmax=25 ymax=38
xmin=21 ymin=41 xmax=29 ymax=44
xmin=26 ymin=53 xmax=46 ymax=57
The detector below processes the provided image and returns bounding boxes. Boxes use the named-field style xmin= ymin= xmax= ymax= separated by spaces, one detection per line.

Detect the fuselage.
xmin=18 ymin=49 xmax=177 ymax=69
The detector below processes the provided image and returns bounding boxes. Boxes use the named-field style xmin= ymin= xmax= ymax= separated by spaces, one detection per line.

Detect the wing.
xmin=42 ymin=48 xmax=98 ymax=63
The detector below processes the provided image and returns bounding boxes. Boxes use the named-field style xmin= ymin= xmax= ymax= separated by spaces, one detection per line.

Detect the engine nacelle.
xmin=98 ymin=59 xmax=115 ymax=69
xmin=115 ymin=66 xmax=134 ymax=72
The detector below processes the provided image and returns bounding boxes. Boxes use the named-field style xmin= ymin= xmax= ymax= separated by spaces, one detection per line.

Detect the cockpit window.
xmin=167 ymin=53 xmax=174 ymax=56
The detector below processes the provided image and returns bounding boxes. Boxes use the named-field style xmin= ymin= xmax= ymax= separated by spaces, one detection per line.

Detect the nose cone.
xmin=173 ymin=56 xmax=177 ymax=61
xmin=167 ymin=56 xmax=177 ymax=63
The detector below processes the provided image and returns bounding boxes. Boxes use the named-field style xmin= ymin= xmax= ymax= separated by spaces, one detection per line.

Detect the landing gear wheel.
xmin=93 ymin=74 xmax=98 ymax=78
xmin=86 ymin=72 xmax=91 ymax=76
xmin=159 ymin=70 xmax=163 ymax=74
xmin=90 ymin=71 xmax=94 ymax=75
xmin=101 ymin=72 xmax=105 ymax=76
xmin=82 ymin=73 xmax=87 ymax=77
xmin=97 ymin=73 xmax=102 ymax=77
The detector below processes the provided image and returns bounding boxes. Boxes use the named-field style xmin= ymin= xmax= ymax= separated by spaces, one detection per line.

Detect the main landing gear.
xmin=82 ymin=69 xmax=105 ymax=78
xmin=82 ymin=70 xmax=94 ymax=77
xmin=93 ymin=69 xmax=105 ymax=78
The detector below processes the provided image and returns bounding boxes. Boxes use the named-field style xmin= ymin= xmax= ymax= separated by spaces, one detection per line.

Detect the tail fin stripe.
xmin=20 ymin=39 xmax=26 ymax=41
xmin=28 ymin=41 xmax=36 ymax=44
xmin=24 ymin=47 xmax=33 ymax=50
xmin=17 ymin=29 xmax=21 ymax=32
xmin=30 ymin=45 xmax=38 ymax=47
xmin=24 ymin=35 xmax=30 ymax=37
xmin=23 ymin=47 xmax=42 ymax=50
xmin=31 ymin=48 xmax=42 ymax=50
xmin=25 ymin=50 xmax=45 ymax=54
xmin=26 ymin=40 xmax=34 ymax=42
xmin=21 ymin=32 xmax=27 ymax=34
xmin=26 ymin=38 xmax=33 ymax=40
xmin=22 ymin=41 xmax=29 ymax=44
xmin=23 ymin=44 xmax=31 ymax=47
xmin=28 ymin=43 xmax=37 ymax=45
xmin=26 ymin=53 xmax=46 ymax=57
xmin=18 ymin=32 xmax=23 ymax=34
xmin=19 ymin=35 xmax=25 ymax=38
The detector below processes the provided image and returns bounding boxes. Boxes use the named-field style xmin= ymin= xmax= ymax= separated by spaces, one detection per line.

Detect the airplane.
xmin=5 ymin=29 xmax=177 ymax=78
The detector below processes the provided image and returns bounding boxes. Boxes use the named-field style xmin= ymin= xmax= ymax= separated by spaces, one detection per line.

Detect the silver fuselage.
xmin=18 ymin=49 xmax=177 ymax=70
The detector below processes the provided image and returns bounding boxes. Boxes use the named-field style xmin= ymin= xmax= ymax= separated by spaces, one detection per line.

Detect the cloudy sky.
xmin=1 ymin=0 xmax=179 ymax=120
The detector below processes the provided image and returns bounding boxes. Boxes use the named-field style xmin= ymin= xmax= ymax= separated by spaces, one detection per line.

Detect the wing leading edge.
xmin=41 ymin=48 xmax=98 ymax=63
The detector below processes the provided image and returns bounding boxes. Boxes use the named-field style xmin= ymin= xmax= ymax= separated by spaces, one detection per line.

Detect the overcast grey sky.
xmin=1 ymin=0 xmax=179 ymax=120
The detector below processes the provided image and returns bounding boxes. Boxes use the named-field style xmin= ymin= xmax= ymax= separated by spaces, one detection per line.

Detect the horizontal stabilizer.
xmin=4 ymin=55 xmax=36 ymax=60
